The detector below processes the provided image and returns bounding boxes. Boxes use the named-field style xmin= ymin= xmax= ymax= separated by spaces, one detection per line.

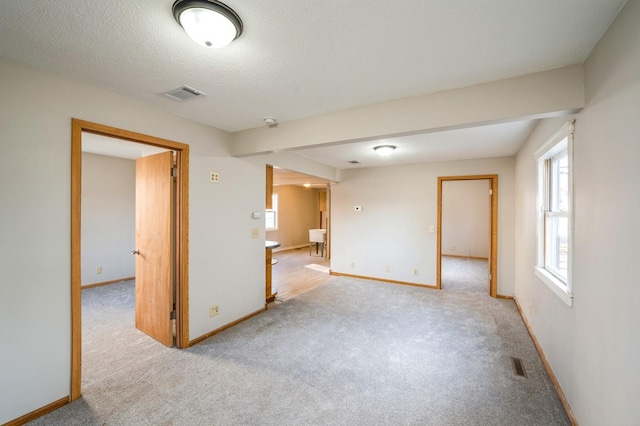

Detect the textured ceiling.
xmin=0 ymin=0 xmax=627 ymax=177
xmin=0 ymin=0 xmax=626 ymax=134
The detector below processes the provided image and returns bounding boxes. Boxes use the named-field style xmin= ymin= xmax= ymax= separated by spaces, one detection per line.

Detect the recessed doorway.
xmin=70 ymin=119 xmax=190 ymax=400
xmin=436 ymin=175 xmax=498 ymax=297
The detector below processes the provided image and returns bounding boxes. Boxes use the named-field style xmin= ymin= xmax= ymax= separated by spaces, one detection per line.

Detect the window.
xmin=535 ymin=121 xmax=574 ymax=306
xmin=265 ymin=193 xmax=278 ymax=231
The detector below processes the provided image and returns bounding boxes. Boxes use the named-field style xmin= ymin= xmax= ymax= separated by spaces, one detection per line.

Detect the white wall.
xmin=0 ymin=59 xmax=265 ymax=423
xmin=442 ymin=180 xmax=490 ymax=258
xmin=514 ymin=0 xmax=640 ymax=423
xmin=81 ymin=153 xmax=135 ymax=285
xmin=331 ymin=157 xmax=515 ymax=294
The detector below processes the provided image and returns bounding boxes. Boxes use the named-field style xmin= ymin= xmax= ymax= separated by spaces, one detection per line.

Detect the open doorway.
xmin=267 ymin=167 xmax=333 ymax=302
xmin=436 ymin=175 xmax=498 ymax=297
xmin=70 ymin=119 xmax=190 ymax=401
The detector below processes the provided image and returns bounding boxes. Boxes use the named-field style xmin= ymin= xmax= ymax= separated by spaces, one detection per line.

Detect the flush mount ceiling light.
xmin=263 ymin=117 xmax=278 ymax=126
xmin=373 ymin=145 xmax=396 ymax=157
xmin=172 ymin=0 xmax=243 ymax=48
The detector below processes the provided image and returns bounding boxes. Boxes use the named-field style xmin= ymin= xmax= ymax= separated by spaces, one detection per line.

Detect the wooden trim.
xmin=437 ymin=175 xmax=499 ymax=297
xmin=70 ymin=119 xmax=190 ymax=401
xmin=265 ymin=165 xmax=273 ymax=209
xmin=490 ymin=176 xmax=499 ymax=298
xmin=75 ymin=119 xmax=189 ymax=151
xmin=330 ymin=271 xmax=438 ymax=290
xmin=81 ymin=277 xmax=135 ymax=289
xmin=4 ymin=396 xmax=68 ymax=426
xmin=513 ymin=297 xmax=578 ymax=425
xmin=272 ymin=244 xmax=308 ymax=253
xmin=496 ymin=294 xmax=514 ymax=300
xmin=326 ymin=183 xmax=331 ymax=259
xmin=70 ymin=120 xmax=82 ymax=401
xmin=436 ymin=178 xmax=443 ymax=290
xmin=175 ymin=147 xmax=190 ymax=349
xmin=441 ymin=254 xmax=489 ymax=261
xmin=188 ymin=307 xmax=266 ymax=347
xmin=265 ymin=247 xmax=274 ymax=303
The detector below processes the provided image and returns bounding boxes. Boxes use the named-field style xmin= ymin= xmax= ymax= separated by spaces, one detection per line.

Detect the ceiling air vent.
xmin=163 ymin=85 xmax=206 ymax=101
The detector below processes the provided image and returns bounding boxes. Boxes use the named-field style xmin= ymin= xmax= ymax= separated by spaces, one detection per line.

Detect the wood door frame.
xmin=71 ymin=119 xmax=190 ymax=401
xmin=436 ymin=175 xmax=498 ymax=297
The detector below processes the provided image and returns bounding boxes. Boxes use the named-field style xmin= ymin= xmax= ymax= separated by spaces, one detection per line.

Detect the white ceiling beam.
xmin=242 ymin=151 xmax=340 ymax=183
xmin=231 ymin=65 xmax=584 ymax=157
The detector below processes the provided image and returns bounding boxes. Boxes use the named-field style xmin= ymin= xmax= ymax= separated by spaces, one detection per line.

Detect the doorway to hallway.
xmin=436 ymin=175 xmax=498 ymax=297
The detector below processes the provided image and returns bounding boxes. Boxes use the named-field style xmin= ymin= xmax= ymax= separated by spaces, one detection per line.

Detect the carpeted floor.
xmin=441 ymin=256 xmax=489 ymax=293
xmin=30 ymin=276 xmax=569 ymax=425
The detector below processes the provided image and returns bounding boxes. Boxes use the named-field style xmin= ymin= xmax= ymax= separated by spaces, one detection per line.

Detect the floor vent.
xmin=511 ymin=357 xmax=527 ymax=377
xmin=163 ymin=85 xmax=206 ymax=101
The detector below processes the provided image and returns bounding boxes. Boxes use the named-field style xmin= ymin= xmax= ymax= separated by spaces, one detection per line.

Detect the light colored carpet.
xmin=441 ymin=256 xmax=488 ymax=293
xmin=304 ymin=264 xmax=331 ymax=274
xmin=30 ymin=278 xmax=569 ymax=425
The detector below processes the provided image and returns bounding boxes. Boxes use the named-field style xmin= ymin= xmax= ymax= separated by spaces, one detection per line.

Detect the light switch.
xmin=429 ymin=225 xmax=435 ymax=233
xmin=251 ymin=228 xmax=259 ymax=239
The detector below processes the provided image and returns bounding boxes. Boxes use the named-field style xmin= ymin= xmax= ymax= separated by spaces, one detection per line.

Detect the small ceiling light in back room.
xmin=173 ymin=0 xmax=243 ymax=48
xmin=373 ymin=145 xmax=396 ymax=157
xmin=263 ymin=117 xmax=278 ymax=127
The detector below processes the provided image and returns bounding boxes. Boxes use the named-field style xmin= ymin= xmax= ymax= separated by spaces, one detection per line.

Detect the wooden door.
xmin=134 ymin=151 xmax=174 ymax=347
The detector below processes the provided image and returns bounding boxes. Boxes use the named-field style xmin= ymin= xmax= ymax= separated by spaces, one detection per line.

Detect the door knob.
xmin=131 ymin=249 xmax=140 ymax=255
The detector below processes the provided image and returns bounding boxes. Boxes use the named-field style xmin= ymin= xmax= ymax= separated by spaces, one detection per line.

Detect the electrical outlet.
xmin=350 ymin=262 xmax=355 ymax=268
xmin=96 ymin=266 xmax=102 ymax=274
xmin=252 ymin=228 xmax=259 ymax=239
xmin=209 ymin=172 xmax=219 ymax=183
xmin=385 ymin=265 xmax=390 ymax=272
xmin=413 ymin=268 xmax=419 ymax=275
xmin=451 ymin=245 xmax=456 ymax=252
xmin=209 ymin=305 xmax=219 ymax=317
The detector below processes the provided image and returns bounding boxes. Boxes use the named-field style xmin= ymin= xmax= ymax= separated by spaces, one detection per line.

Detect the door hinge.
xmin=489 ymin=189 xmax=493 ymax=195
xmin=171 ymin=167 xmax=177 ymax=177
xmin=170 ymin=310 xmax=176 ymax=337
xmin=488 ymin=274 xmax=492 ymax=280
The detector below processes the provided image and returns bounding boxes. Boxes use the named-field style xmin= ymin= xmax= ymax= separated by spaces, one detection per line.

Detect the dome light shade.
xmin=173 ymin=0 xmax=243 ymax=48
xmin=373 ymin=145 xmax=397 ymax=157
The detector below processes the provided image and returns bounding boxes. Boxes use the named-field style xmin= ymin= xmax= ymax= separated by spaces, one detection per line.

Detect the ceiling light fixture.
xmin=373 ymin=145 xmax=396 ymax=157
xmin=263 ymin=117 xmax=278 ymax=127
xmin=172 ymin=0 xmax=243 ymax=48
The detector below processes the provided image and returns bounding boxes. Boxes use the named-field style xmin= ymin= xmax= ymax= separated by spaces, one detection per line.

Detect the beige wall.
xmin=267 ymin=186 xmax=322 ymax=250
xmin=0 ymin=59 xmax=265 ymax=423
xmin=514 ymin=0 xmax=640 ymax=423
xmin=81 ymin=153 xmax=135 ymax=286
xmin=441 ymin=180 xmax=490 ymax=258
xmin=331 ymin=157 xmax=515 ymax=293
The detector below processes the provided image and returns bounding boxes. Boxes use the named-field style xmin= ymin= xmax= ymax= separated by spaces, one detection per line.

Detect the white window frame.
xmin=534 ymin=121 xmax=574 ymax=307
xmin=265 ymin=193 xmax=278 ymax=231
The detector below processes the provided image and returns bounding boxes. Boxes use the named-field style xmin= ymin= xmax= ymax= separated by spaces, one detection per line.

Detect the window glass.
xmin=534 ymin=122 xmax=573 ymax=306
xmin=265 ymin=193 xmax=278 ymax=230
